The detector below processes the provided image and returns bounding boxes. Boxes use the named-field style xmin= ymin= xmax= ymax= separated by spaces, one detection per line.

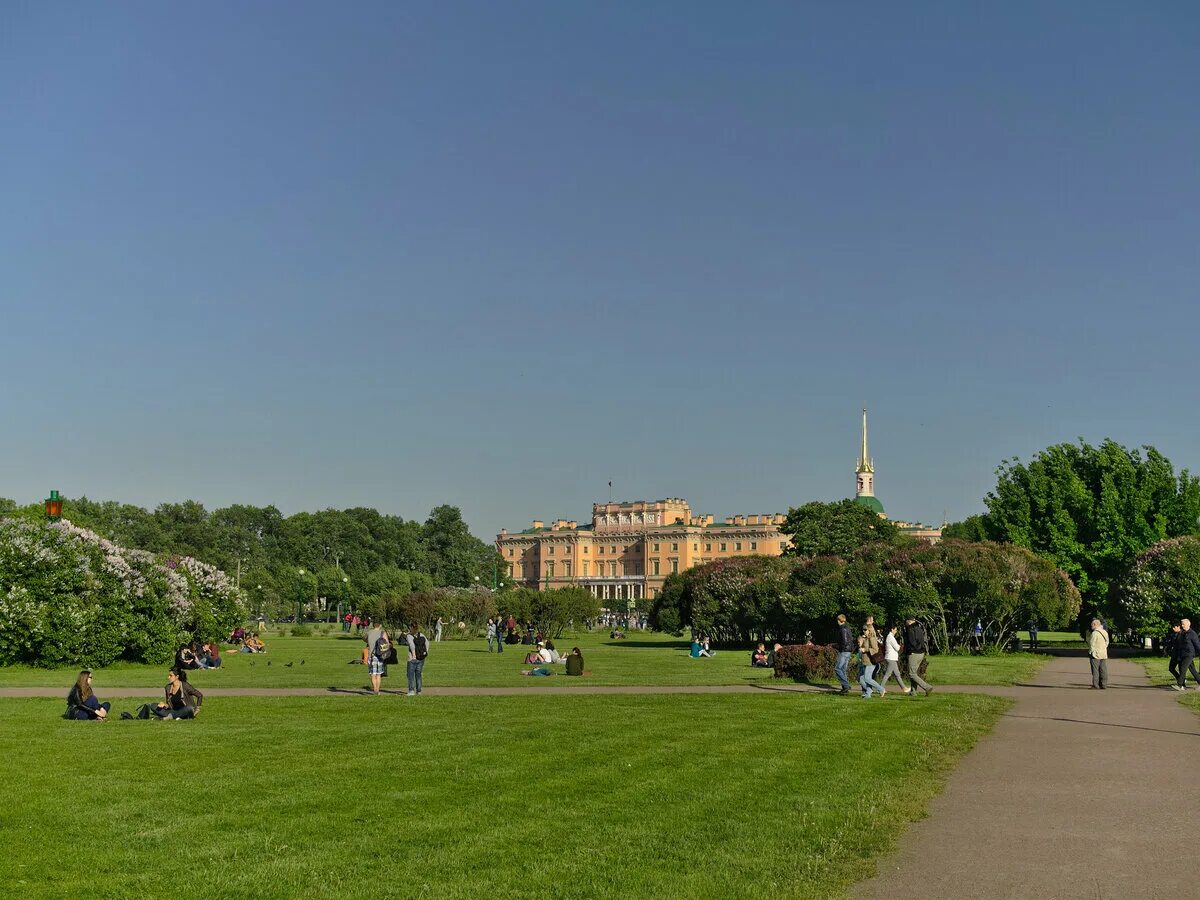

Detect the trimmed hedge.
xmin=774 ymin=643 xmax=929 ymax=683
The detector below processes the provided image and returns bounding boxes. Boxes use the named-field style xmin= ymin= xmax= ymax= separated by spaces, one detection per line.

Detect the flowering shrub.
xmin=0 ymin=518 xmax=245 ymax=667
xmin=1117 ymin=536 xmax=1200 ymax=639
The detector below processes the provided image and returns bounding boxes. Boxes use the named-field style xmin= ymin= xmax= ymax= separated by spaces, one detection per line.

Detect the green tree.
xmin=982 ymin=440 xmax=1200 ymax=618
xmin=941 ymin=514 xmax=989 ymax=542
xmin=781 ymin=499 xmax=902 ymax=559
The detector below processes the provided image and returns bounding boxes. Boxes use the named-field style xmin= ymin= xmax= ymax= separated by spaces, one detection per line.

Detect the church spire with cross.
xmin=854 ymin=407 xmax=885 ymax=516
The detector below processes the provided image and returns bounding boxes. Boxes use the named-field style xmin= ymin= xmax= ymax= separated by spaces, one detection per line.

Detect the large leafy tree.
xmin=981 ymin=439 xmax=1200 ymax=616
xmin=781 ymin=499 xmax=901 ymax=559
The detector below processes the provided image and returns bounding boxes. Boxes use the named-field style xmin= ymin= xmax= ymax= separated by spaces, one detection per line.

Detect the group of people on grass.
xmin=65 ymin=667 xmax=203 ymax=721
xmin=520 ymin=642 xmax=585 ymax=677
xmin=834 ymin=614 xmax=934 ymax=698
xmin=362 ymin=621 xmax=430 ymax=697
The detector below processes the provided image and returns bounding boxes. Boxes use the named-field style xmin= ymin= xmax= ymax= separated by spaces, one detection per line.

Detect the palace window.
xmin=671 ymin=542 xmax=678 ymax=551
xmin=735 ymin=542 xmax=742 ymax=551
xmin=548 ymin=546 xmax=554 ymax=555
xmin=652 ymin=559 xmax=660 ymax=576
xmin=564 ymin=561 xmax=571 ymax=577
xmin=780 ymin=541 xmax=788 ymax=551
xmin=693 ymin=544 xmax=698 ymax=552
xmin=547 ymin=561 xmax=555 ymax=577
xmin=508 ymin=548 xmax=514 ymax=556
xmin=750 ymin=541 xmax=757 ymax=550
xmin=720 ymin=543 xmax=727 ymax=552
xmin=705 ymin=543 xmax=712 ymax=552
xmin=670 ymin=558 xmax=679 ymax=574
xmin=609 ymin=562 xmax=617 ymax=577
xmin=653 ymin=543 xmax=660 ymax=552
xmin=583 ymin=545 xmax=589 ymax=554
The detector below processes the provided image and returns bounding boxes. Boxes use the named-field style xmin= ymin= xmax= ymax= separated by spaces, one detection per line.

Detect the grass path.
xmin=0 ymin=630 xmax=1050 ymax=690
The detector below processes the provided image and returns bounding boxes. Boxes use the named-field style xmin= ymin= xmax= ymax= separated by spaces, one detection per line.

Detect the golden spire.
xmin=857 ymin=406 xmax=874 ymax=474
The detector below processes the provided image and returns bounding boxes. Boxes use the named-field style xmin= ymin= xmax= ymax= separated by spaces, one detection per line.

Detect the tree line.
xmin=0 ymin=495 xmax=505 ymax=620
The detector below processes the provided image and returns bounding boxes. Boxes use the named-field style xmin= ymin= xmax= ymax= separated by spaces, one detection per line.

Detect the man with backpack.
xmin=406 ymin=623 xmax=429 ymax=697
xmin=903 ymin=616 xmax=934 ymax=697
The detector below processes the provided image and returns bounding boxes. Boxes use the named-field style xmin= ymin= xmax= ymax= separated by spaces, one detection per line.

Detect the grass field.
xmin=0 ymin=630 xmax=1049 ymax=691
xmin=0 ymin=691 xmax=1008 ymax=899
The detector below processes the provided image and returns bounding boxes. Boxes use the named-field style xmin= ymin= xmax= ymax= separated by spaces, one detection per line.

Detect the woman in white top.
xmin=879 ymin=625 xmax=911 ymax=695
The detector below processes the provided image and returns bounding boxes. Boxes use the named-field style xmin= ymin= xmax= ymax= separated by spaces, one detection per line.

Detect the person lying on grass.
xmin=153 ymin=668 xmax=204 ymax=720
xmin=65 ymin=670 xmax=110 ymax=721
xmin=521 ymin=667 xmax=553 ymax=676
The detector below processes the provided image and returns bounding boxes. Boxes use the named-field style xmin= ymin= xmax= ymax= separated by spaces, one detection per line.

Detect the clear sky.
xmin=3 ymin=2 xmax=1198 ymax=540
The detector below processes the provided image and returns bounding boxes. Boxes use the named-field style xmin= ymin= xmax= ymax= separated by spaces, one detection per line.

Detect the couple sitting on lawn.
xmin=750 ymin=642 xmax=782 ymax=668
xmin=522 ymin=645 xmax=586 ymax=677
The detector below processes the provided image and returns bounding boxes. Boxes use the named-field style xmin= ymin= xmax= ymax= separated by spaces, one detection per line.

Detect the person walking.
xmin=1165 ymin=624 xmax=1182 ymax=685
xmin=1173 ymin=618 xmax=1200 ymax=691
xmin=434 ymin=617 xmax=445 ymax=642
xmin=834 ymin=614 xmax=854 ymax=695
xmin=486 ymin=617 xmax=497 ymax=652
xmin=902 ymin=617 xmax=934 ymax=696
xmin=1088 ymin=618 xmax=1110 ymax=689
xmin=857 ymin=630 xmax=885 ymax=698
xmin=366 ymin=620 xmax=388 ymax=696
xmin=879 ymin=625 xmax=910 ymax=695
xmin=406 ymin=623 xmax=429 ymax=697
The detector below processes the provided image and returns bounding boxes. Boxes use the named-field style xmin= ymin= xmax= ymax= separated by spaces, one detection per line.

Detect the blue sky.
xmin=3 ymin=2 xmax=1198 ymax=539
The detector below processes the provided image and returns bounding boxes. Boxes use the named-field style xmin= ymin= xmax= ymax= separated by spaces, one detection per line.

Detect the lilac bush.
xmin=0 ymin=518 xmax=245 ymax=667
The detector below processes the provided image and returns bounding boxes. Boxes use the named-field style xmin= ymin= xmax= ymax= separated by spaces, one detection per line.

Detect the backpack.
xmin=414 ymin=634 xmax=428 ymax=661
xmin=374 ymin=636 xmax=392 ymax=660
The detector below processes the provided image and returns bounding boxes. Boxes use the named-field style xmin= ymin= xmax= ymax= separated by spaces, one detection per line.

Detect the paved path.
xmin=855 ymin=656 xmax=1200 ymax=900
xmin=0 ymin=683 xmax=1023 ymax=698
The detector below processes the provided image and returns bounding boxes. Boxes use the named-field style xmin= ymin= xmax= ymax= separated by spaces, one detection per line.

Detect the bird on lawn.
xmin=285 ymin=662 xmax=293 ymax=668
xmin=266 ymin=661 xmax=271 ymax=667
xmin=300 ymin=660 xmax=305 ymax=665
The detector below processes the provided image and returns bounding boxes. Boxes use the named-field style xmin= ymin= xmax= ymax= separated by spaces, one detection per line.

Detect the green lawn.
xmin=0 ymin=692 xmax=1008 ymax=899
xmin=0 ymin=629 xmax=1048 ymax=690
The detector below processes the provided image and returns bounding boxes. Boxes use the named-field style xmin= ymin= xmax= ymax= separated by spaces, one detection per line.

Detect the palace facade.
xmin=496 ymin=498 xmax=790 ymax=602
xmin=495 ymin=408 xmax=940 ymax=602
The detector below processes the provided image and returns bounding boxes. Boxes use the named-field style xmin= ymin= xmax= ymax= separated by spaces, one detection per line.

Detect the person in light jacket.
xmin=1088 ymin=618 xmax=1110 ymax=690
xmin=879 ymin=625 xmax=910 ymax=694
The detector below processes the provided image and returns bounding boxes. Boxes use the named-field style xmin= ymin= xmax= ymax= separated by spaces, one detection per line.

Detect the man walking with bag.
xmin=902 ymin=616 xmax=934 ymax=697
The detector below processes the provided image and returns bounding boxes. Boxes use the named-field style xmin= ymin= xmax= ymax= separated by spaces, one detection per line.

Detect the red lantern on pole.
xmin=45 ymin=490 xmax=63 ymax=521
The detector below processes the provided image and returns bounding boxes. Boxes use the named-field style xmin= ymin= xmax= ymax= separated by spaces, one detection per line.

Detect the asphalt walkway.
xmin=854 ymin=656 xmax=1200 ymax=900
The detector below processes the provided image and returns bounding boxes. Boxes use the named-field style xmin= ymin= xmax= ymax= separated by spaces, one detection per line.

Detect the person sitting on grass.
xmin=241 ymin=634 xmax=265 ymax=653
xmin=691 ymin=637 xmax=714 ymax=659
xmin=751 ymin=643 xmax=770 ymax=668
xmin=564 ymin=647 xmax=585 ymax=676
xmin=610 ymin=629 xmax=626 ymax=640
xmin=228 ymin=626 xmax=246 ymax=645
xmin=524 ymin=648 xmax=542 ymax=665
xmin=175 ymin=643 xmax=201 ymax=670
xmin=153 ymin=668 xmax=203 ymax=720
xmin=766 ymin=642 xmax=782 ymax=668
xmin=65 ymin=670 xmax=110 ymax=721
xmin=201 ymin=642 xmax=222 ymax=669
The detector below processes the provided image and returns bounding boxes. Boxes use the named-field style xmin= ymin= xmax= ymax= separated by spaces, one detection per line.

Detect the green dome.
xmin=854 ymin=495 xmax=885 ymax=515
